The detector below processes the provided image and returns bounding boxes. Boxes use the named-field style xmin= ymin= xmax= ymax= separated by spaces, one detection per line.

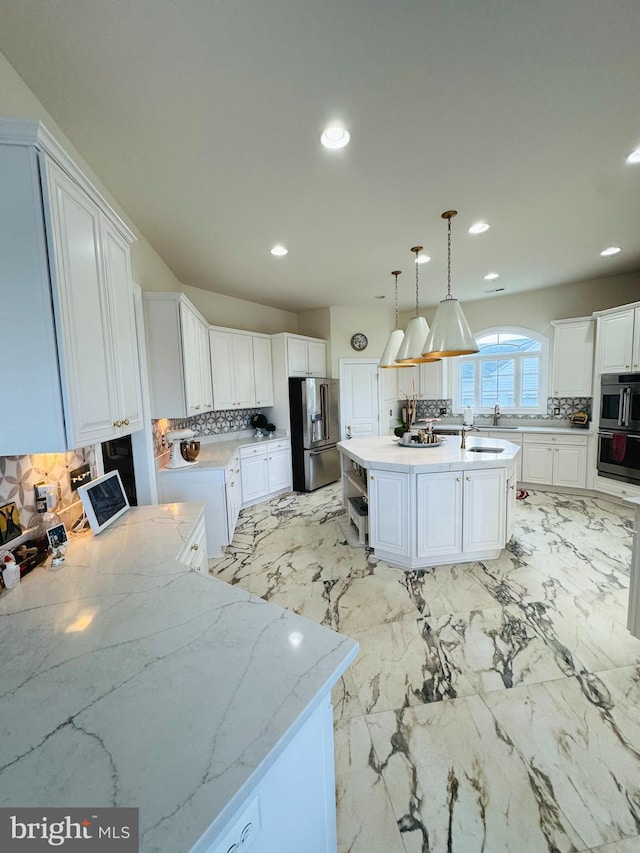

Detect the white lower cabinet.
xmin=240 ymin=439 xmax=292 ymax=507
xmin=416 ymin=468 xmax=506 ymax=561
xmin=368 ymin=470 xmax=411 ymax=557
xmin=157 ymin=468 xmax=234 ymax=559
xmin=506 ymin=463 xmax=518 ymax=541
xmin=201 ymin=697 xmax=336 ymax=853
xmin=368 ymin=466 xmax=507 ymax=567
xmin=521 ymin=434 xmax=587 ymax=488
xmin=225 ymin=453 xmax=242 ymax=542
xmin=177 ymin=513 xmax=209 ymax=574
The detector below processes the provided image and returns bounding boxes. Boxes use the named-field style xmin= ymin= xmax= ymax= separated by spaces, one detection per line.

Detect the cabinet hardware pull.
xmin=370 ymin=475 xmax=375 ymax=480
xmin=123 ymin=418 xmax=129 ymax=426
xmin=466 ymin=477 xmax=471 ymax=481
xmin=113 ymin=420 xmax=122 ymax=427
xmin=456 ymin=477 xmax=461 ymax=482
xmin=191 ymin=544 xmax=198 ymax=551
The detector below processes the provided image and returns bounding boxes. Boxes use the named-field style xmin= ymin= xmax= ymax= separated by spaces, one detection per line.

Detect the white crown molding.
xmin=0 ymin=118 xmax=135 ymax=243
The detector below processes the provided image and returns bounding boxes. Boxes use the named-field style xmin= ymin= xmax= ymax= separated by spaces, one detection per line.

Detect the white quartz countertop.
xmin=0 ymin=503 xmax=357 ymax=853
xmin=430 ymin=423 xmax=592 ymax=435
xmin=338 ymin=434 xmax=520 ymax=473
xmin=157 ymin=430 xmax=290 ymax=472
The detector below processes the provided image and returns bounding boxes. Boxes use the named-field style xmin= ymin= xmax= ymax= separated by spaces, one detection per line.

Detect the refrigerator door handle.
xmin=320 ymin=383 xmax=329 ymax=441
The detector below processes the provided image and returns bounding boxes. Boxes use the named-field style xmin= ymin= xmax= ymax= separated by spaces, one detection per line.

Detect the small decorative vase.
xmin=255 ymin=429 xmax=265 ymax=438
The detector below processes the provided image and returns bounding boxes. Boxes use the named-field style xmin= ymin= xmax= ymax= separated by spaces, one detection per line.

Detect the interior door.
xmin=339 ymin=359 xmax=379 ymax=440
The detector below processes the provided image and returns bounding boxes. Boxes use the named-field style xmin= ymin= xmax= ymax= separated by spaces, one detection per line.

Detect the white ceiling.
xmin=1 ymin=0 xmax=639 ymax=313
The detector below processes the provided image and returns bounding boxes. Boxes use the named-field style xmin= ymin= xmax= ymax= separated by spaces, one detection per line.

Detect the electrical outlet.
xmin=553 ymin=407 xmax=561 ymax=416
xmin=439 ymin=407 xmax=447 ymax=415
xmin=69 ymin=463 xmax=92 ymax=491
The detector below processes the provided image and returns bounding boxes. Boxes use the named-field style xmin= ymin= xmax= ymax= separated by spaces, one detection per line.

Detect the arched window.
xmin=451 ymin=327 xmax=549 ymax=415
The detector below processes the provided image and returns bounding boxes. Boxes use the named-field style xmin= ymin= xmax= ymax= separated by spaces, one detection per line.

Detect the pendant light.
xmin=380 ymin=271 xmax=415 ymax=369
xmin=395 ymin=246 xmax=440 ymax=364
xmin=422 ymin=210 xmax=478 ymax=358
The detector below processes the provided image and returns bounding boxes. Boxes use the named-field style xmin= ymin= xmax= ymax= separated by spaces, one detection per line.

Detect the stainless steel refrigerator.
xmin=289 ymin=377 xmax=340 ymax=491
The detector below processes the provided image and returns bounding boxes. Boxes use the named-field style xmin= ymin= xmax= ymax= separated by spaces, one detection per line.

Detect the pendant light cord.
xmin=394 ymin=271 xmax=400 ymax=330
xmin=447 ymin=215 xmax=452 ymax=299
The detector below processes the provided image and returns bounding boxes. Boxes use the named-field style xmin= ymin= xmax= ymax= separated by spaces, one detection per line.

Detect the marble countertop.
xmin=157 ymin=430 xmax=290 ymax=472
xmin=0 ymin=503 xmax=357 ymax=853
xmin=338 ymin=434 xmax=520 ymax=473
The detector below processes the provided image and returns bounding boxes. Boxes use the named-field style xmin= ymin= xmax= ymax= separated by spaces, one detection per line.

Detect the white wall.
xmin=182 ymin=284 xmax=297 ymax=334
xmin=327 ymin=305 xmax=395 ymax=378
xmin=399 ymin=272 xmax=640 ymax=337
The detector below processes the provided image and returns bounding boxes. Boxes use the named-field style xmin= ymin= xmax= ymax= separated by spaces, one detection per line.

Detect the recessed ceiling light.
xmin=320 ymin=125 xmax=350 ymax=149
xmin=468 ymin=222 xmax=490 ymax=234
xmin=626 ymin=147 xmax=640 ymax=164
xmin=270 ymin=244 xmax=288 ymax=257
xmin=415 ymin=253 xmax=431 ymax=264
xmin=600 ymin=246 xmax=621 ymax=256
xmin=484 ymin=272 xmax=500 ymax=281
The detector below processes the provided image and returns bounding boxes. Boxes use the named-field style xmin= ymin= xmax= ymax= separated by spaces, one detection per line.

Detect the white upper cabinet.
xmin=285 ymin=335 xmax=327 ymax=377
xmin=550 ymin=318 xmax=594 ymax=396
xmin=144 ymin=293 xmax=213 ymax=419
xmin=594 ymin=304 xmax=640 ymax=374
xmin=418 ymin=360 xmax=447 ymax=400
xmin=209 ymin=329 xmax=255 ymax=410
xmin=253 ymin=335 xmax=274 ymax=407
xmin=0 ymin=119 xmax=141 ymax=454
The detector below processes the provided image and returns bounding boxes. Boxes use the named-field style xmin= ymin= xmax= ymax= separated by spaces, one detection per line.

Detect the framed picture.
xmin=77 ymin=470 xmax=130 ymax=535
xmin=0 ymin=501 xmax=22 ymax=546
xmin=46 ymin=523 xmax=68 ymax=550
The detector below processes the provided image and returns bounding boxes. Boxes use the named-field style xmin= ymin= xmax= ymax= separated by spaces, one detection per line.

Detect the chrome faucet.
xmin=460 ymin=424 xmax=476 ymax=449
xmin=493 ymin=404 xmax=500 ymax=427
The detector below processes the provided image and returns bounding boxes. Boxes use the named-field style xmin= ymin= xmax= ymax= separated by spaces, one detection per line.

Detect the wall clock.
xmin=350 ymin=332 xmax=368 ymax=351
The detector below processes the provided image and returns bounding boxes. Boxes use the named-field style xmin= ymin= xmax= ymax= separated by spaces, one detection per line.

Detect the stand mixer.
xmin=165 ymin=429 xmax=199 ymax=468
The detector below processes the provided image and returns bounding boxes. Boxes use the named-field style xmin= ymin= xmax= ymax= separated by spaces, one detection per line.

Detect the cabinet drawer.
xmin=178 ymin=516 xmax=207 ymax=571
xmin=239 ymin=443 xmax=267 ymax=459
xmin=268 ymin=439 xmax=290 ymax=453
xmin=523 ymin=432 xmax=588 ymax=446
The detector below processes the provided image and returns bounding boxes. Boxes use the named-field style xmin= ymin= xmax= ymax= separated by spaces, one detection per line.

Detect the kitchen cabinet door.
xmin=267 ymin=445 xmax=292 ymax=493
xmin=553 ymin=445 xmax=586 ymax=488
xmin=416 ymin=471 xmax=462 ymax=558
xmin=101 ymin=217 xmax=143 ymax=433
xmin=210 ymin=330 xmax=256 ymax=409
xmin=633 ymin=309 xmax=640 ymax=372
xmin=44 ymin=157 xmax=119 ymax=447
xmin=521 ymin=443 xmax=554 ymax=484
xmin=253 ymin=335 xmax=274 ymax=406
xmin=597 ymin=310 xmax=635 ymax=373
xmin=419 ymin=360 xmax=446 ymax=400
xmin=198 ymin=319 xmax=213 ymax=412
xmin=288 ymin=337 xmax=310 ymax=376
xmin=368 ymin=469 xmax=410 ymax=557
xmin=180 ymin=301 xmax=206 ymax=416
xmin=240 ymin=450 xmax=269 ymax=504
xmin=551 ymin=318 xmax=594 ymax=397
xmin=308 ymin=340 xmax=327 ymax=376
xmin=225 ymin=455 xmax=242 ymax=544
xmin=462 ymin=468 xmax=506 ymax=553
xmin=505 ymin=465 xmax=518 ymax=542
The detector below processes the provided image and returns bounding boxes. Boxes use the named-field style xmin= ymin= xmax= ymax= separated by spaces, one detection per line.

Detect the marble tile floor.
xmin=210 ymin=485 xmax=640 ymax=853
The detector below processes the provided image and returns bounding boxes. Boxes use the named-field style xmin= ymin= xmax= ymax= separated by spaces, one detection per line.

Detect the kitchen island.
xmin=0 ymin=503 xmax=357 ymax=853
xmin=338 ymin=434 xmax=521 ymax=569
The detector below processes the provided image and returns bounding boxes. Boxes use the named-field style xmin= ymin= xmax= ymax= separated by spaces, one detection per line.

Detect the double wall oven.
xmin=598 ymin=373 xmax=640 ymax=485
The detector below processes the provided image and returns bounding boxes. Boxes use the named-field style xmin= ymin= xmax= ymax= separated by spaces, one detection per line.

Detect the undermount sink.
xmin=467 ymin=446 xmax=504 ymax=453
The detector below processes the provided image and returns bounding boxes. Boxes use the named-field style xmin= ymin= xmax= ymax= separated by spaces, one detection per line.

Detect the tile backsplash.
xmin=416 ymin=397 xmax=592 ymax=422
xmin=152 ymin=408 xmax=265 ymax=457
xmin=0 ymin=447 xmax=96 ymax=538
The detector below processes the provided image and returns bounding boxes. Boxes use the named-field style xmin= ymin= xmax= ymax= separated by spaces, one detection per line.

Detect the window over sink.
xmin=452 ymin=327 xmax=549 ymax=415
